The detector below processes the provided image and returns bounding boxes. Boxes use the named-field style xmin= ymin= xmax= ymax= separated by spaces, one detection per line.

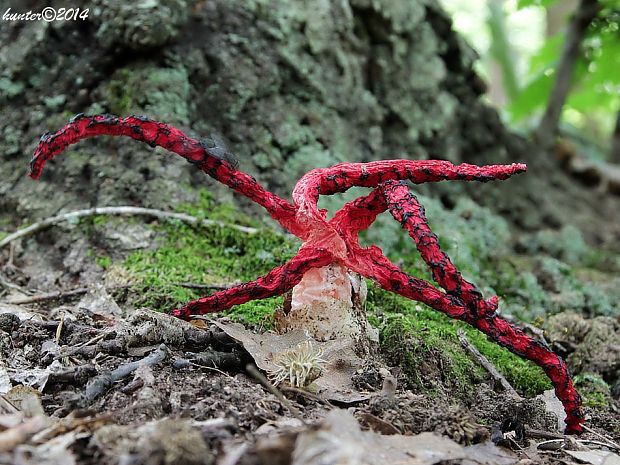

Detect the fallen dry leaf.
xmin=214 ymin=322 xmax=370 ymax=402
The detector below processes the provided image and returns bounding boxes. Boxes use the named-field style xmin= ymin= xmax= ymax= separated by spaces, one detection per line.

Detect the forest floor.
xmin=0 ymin=187 xmax=618 ymax=465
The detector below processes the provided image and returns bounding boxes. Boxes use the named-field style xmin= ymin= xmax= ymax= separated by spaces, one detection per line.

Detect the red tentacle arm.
xmin=292 ymin=160 xmax=526 ymax=226
xmin=380 ymin=180 xmax=496 ymax=316
xmin=332 ymin=183 xmax=583 ymax=434
xmin=29 ymin=114 xmax=303 ymax=237
xmin=349 ymin=244 xmax=472 ymax=321
xmin=331 ymin=186 xmax=386 ymax=236
xmin=347 ymin=243 xmax=584 ymax=433
xmin=171 ymin=245 xmax=333 ymax=319
xmin=474 ymin=315 xmax=584 ymax=434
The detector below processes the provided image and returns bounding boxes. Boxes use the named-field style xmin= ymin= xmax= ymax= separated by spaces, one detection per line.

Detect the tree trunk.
xmin=534 ymin=0 xmax=601 ymax=150
xmin=611 ymin=109 xmax=620 ymax=164
xmin=546 ymin=0 xmax=579 ymax=36
xmin=487 ymin=0 xmax=519 ymax=105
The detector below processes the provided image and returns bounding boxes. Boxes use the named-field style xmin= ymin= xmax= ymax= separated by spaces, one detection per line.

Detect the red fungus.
xmin=29 ymin=114 xmax=584 ymax=434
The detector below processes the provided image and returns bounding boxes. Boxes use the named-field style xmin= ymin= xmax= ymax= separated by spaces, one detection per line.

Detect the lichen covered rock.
xmin=92 ymin=0 xmax=191 ymax=50
xmin=545 ymin=311 xmax=620 ymax=386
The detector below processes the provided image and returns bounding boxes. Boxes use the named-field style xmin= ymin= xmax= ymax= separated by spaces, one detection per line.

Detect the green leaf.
xmin=508 ymin=70 xmax=554 ymax=121
xmin=517 ymin=0 xmax=560 ymax=10
xmin=528 ymin=33 xmax=564 ymax=74
xmin=587 ymin=37 xmax=620 ymax=85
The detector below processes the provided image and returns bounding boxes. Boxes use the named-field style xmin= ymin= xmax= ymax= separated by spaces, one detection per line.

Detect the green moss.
xmin=574 ymin=373 xmax=611 ymax=409
xmin=379 ymin=310 xmax=487 ymax=397
xmin=175 ymin=190 xmax=253 ymax=226
xmin=371 ymin=285 xmax=551 ymax=397
xmin=119 ymin=197 xmax=299 ymax=324
xmin=92 ymin=215 xmax=111 ymax=227
xmin=461 ymin=324 xmax=552 ymax=396
xmin=233 ymin=298 xmax=282 ymax=327
xmin=0 ymin=77 xmax=25 ymax=98
xmin=96 ymin=255 xmax=112 ymax=270
xmin=107 ymin=68 xmax=134 ymax=115
xmin=582 ymin=391 xmax=608 ymax=409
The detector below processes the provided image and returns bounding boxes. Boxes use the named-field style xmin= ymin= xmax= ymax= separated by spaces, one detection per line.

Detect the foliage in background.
xmin=443 ymin=0 xmax=619 ymax=157
xmin=510 ymin=0 xmax=619 ymax=142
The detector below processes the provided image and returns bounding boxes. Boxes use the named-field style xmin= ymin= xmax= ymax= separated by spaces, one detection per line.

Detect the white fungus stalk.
xmin=274 ymin=263 xmax=378 ymax=347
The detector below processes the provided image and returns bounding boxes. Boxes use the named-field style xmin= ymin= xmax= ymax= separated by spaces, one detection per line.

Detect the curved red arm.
xmin=29 ymin=114 xmax=303 ymax=237
xmin=293 ymin=160 xmax=526 ymax=227
xmin=171 ymin=245 xmax=332 ymax=319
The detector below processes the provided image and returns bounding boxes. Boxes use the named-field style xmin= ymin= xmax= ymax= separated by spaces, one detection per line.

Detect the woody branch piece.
xmin=29 ymin=114 xmax=583 ymax=433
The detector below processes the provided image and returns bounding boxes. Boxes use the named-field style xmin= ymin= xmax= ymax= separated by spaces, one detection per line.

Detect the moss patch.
xmin=574 ymin=373 xmax=611 ymax=409
xmin=371 ymin=286 xmax=551 ymax=398
xmin=118 ymin=194 xmax=299 ymax=325
xmin=105 ymin=63 xmax=190 ymax=125
xmin=379 ymin=311 xmax=487 ymax=398
xmin=95 ymin=255 xmax=112 ymax=270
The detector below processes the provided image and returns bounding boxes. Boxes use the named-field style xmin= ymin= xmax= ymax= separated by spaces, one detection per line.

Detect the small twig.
xmin=537 ymin=438 xmax=565 ymax=451
xmin=3 ymin=287 xmax=89 ymax=305
xmin=245 ymin=364 xmax=305 ymax=424
xmin=172 ymin=282 xmax=234 ymax=290
xmin=76 ymin=344 xmax=169 ymax=407
xmin=82 ymin=338 xmax=126 ymax=358
xmin=457 ymin=329 xmax=520 ymax=397
xmin=190 ymin=350 xmax=246 ymax=371
xmin=526 ymin=427 xmax=565 ymax=440
xmin=75 ymin=332 xmax=108 ymax=349
xmin=120 ymin=377 xmax=145 ymax=395
xmin=48 ymin=364 xmax=97 ymax=385
xmin=0 ymin=275 xmax=27 ymax=293
xmin=0 ymin=205 xmax=259 ymax=250
xmin=582 ymin=424 xmax=620 ymax=451
xmin=6 ymin=242 xmax=16 ymax=269
xmin=190 ymin=362 xmax=235 ymax=379
xmin=3 ymin=284 xmax=131 ymax=305
xmin=56 ymin=332 xmax=109 ymax=359
xmin=578 ymin=439 xmax=620 ymax=452
xmin=280 ymin=385 xmax=333 ymax=407
xmin=55 ymin=313 xmax=64 ymax=343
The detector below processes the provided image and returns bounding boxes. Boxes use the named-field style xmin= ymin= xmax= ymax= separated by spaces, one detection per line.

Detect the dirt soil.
xmin=0 ymin=291 xmax=618 ymax=464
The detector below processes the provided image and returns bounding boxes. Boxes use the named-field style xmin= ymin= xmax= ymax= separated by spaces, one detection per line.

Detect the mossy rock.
xmin=380 ymin=313 xmax=487 ymax=398
xmin=575 ymin=373 xmax=612 ymax=409
xmin=376 ymin=298 xmax=552 ymax=399
xmin=105 ymin=64 xmax=190 ymax=125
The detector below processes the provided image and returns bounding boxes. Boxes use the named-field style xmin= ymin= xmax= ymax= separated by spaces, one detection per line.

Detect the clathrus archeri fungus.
xmin=29 ymin=114 xmax=584 ymax=433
